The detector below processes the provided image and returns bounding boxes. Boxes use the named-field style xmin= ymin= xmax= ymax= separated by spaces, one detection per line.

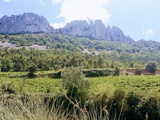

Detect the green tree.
xmin=113 ymin=67 xmax=120 ymax=76
xmin=145 ymin=60 xmax=157 ymax=73
xmin=130 ymin=63 xmax=134 ymax=68
xmin=61 ymin=67 xmax=90 ymax=99
xmin=98 ymin=57 xmax=103 ymax=68
xmin=87 ymin=60 xmax=93 ymax=69
xmin=70 ymin=56 xmax=77 ymax=67
xmin=27 ymin=62 xmax=37 ymax=78
xmin=1 ymin=57 xmax=13 ymax=72
xmin=134 ymin=69 xmax=141 ymax=75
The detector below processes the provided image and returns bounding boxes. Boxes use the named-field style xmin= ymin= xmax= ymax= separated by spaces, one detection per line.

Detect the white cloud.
xmin=143 ymin=28 xmax=154 ymax=38
xmin=50 ymin=22 xmax=65 ymax=28
xmin=51 ymin=0 xmax=111 ymax=28
xmin=3 ymin=0 xmax=11 ymax=2
xmin=52 ymin=0 xmax=63 ymax=5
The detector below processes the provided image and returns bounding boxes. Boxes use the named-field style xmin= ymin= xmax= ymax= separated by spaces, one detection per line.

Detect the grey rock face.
xmin=93 ymin=20 xmax=106 ymax=39
xmin=0 ymin=13 xmax=54 ymax=34
xmin=60 ymin=20 xmax=92 ymax=38
xmin=59 ymin=19 xmax=134 ymax=44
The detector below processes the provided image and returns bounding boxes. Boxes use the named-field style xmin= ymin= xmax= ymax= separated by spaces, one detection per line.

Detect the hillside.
xmin=0 ymin=33 xmax=160 ymax=72
xmin=0 ymin=13 xmax=160 ymax=71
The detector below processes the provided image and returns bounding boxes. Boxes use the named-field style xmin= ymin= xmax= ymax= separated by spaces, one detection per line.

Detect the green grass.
xmin=0 ymin=72 xmax=62 ymax=95
xmin=90 ymin=76 xmax=160 ymax=91
xmin=1 ymin=72 xmax=160 ymax=97
xmin=89 ymin=76 xmax=160 ymax=98
xmin=1 ymin=72 xmax=160 ymax=120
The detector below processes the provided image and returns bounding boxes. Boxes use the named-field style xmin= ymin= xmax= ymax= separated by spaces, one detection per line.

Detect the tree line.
xmin=0 ymin=33 xmax=160 ymax=72
xmin=0 ymin=48 xmax=158 ymax=74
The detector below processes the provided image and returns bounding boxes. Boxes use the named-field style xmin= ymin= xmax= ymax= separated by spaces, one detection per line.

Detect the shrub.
xmin=1 ymin=83 xmax=16 ymax=94
xmin=61 ymin=67 xmax=90 ymax=100
xmin=50 ymin=71 xmax=61 ymax=78
xmin=135 ymin=69 xmax=141 ymax=75
xmin=108 ymin=88 xmax=127 ymax=119
xmin=113 ymin=67 xmax=120 ymax=76
xmin=139 ymin=97 xmax=160 ymax=120
xmin=145 ymin=60 xmax=157 ymax=73
xmin=51 ymin=68 xmax=113 ymax=78
xmin=83 ymin=69 xmax=112 ymax=77
xmin=27 ymin=72 xmax=36 ymax=78
xmin=27 ymin=63 xmax=37 ymax=78
xmin=125 ymin=92 xmax=141 ymax=120
xmin=125 ymin=72 xmax=129 ymax=76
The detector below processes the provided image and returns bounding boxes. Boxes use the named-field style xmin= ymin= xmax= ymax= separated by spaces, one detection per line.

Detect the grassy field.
xmin=1 ymin=72 xmax=160 ymax=120
xmin=89 ymin=76 xmax=160 ymax=100
xmin=0 ymin=71 xmax=61 ymax=95
xmin=1 ymin=72 xmax=160 ymax=97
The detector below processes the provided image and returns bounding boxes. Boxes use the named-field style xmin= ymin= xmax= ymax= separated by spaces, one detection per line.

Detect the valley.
xmin=0 ymin=13 xmax=160 ymax=120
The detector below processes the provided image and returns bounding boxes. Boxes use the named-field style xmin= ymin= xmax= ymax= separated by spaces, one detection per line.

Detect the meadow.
xmin=1 ymin=71 xmax=160 ymax=120
xmin=1 ymin=72 xmax=160 ymax=95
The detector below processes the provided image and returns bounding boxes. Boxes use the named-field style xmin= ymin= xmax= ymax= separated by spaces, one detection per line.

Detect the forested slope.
xmin=0 ymin=33 xmax=160 ymax=72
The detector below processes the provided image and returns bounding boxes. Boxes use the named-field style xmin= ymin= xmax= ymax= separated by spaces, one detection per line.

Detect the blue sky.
xmin=0 ymin=0 xmax=159 ymax=41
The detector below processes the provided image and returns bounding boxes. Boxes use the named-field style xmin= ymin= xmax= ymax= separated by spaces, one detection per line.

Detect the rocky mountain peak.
xmin=0 ymin=13 xmax=134 ymax=44
xmin=65 ymin=20 xmax=88 ymax=28
xmin=0 ymin=13 xmax=54 ymax=34
xmin=59 ymin=19 xmax=134 ymax=44
xmin=94 ymin=19 xmax=104 ymax=25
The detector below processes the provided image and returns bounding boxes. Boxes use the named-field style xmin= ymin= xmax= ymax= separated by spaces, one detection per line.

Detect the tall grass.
xmin=0 ymin=93 xmax=110 ymax=120
xmin=0 ymin=94 xmax=67 ymax=120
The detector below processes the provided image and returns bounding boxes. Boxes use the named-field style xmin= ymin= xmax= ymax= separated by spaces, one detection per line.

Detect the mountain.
xmin=0 ymin=13 xmax=134 ymax=44
xmin=0 ymin=13 xmax=54 ymax=34
xmin=58 ymin=20 xmax=134 ymax=44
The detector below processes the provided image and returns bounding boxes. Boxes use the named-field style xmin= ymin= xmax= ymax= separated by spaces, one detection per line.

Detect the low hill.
xmin=0 ymin=33 xmax=160 ymax=69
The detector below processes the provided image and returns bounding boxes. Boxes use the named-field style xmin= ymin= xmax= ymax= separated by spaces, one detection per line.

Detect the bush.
xmin=1 ymin=83 xmax=16 ymax=94
xmin=61 ymin=67 xmax=90 ymax=100
xmin=113 ymin=67 xmax=120 ymax=76
xmin=125 ymin=72 xmax=129 ymax=76
xmin=125 ymin=92 xmax=141 ymax=120
xmin=135 ymin=69 xmax=141 ymax=75
xmin=27 ymin=63 xmax=37 ymax=78
xmin=108 ymin=88 xmax=127 ymax=119
xmin=51 ymin=69 xmax=113 ymax=78
xmin=145 ymin=60 xmax=157 ymax=73
xmin=83 ymin=69 xmax=113 ymax=77
xmin=50 ymin=71 xmax=61 ymax=78
xmin=139 ymin=97 xmax=160 ymax=120
xmin=27 ymin=72 xmax=36 ymax=78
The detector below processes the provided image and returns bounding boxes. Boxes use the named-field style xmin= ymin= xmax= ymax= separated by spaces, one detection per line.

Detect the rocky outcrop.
xmin=0 ymin=13 xmax=134 ymax=44
xmin=0 ymin=13 xmax=54 ymax=34
xmin=58 ymin=20 xmax=134 ymax=44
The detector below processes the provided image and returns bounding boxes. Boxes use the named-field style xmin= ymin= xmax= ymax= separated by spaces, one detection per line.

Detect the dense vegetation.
xmin=1 ymin=70 xmax=160 ymax=119
xmin=1 ymin=33 xmax=160 ymax=72
xmin=1 ymin=33 xmax=160 ymax=119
